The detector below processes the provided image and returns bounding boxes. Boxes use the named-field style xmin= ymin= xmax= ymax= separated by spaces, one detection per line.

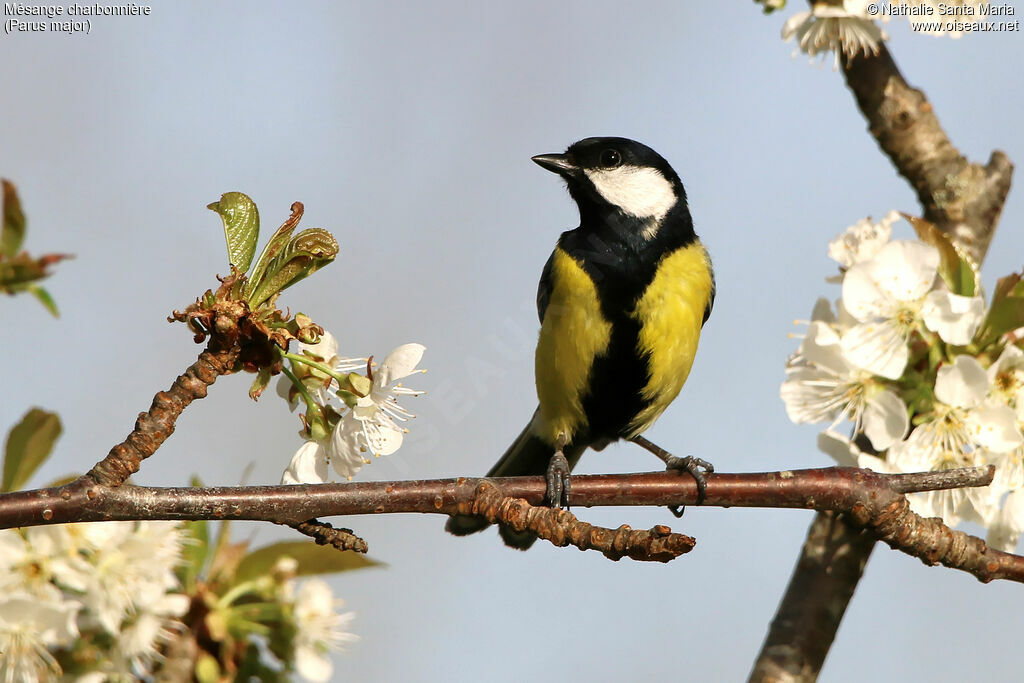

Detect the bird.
xmin=446 ymin=137 xmax=715 ymax=548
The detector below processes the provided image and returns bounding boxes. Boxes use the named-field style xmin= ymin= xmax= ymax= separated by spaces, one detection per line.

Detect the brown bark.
xmin=3 ymin=466 xmax=1022 ymax=578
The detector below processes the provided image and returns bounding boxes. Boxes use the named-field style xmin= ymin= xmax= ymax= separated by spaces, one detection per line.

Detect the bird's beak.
xmin=531 ymin=153 xmax=580 ymax=177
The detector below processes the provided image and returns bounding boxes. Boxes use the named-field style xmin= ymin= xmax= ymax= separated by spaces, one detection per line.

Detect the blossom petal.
xmin=856 ymin=451 xmax=899 ymax=474
xmin=863 ymin=389 xmax=908 ymax=451
xmin=299 ymin=330 xmax=338 ymax=362
xmin=934 ymin=355 xmax=988 ymax=409
xmin=840 ymin=262 xmax=889 ymax=322
xmin=921 ymin=291 xmax=984 ymax=345
xmin=781 ymin=368 xmax=838 ymax=424
xmin=827 ymin=211 xmax=896 ymax=268
xmin=330 ymin=417 xmax=370 ymax=480
xmin=987 ymin=489 xmax=1024 ymax=552
xmin=869 ymin=240 xmax=939 ymax=302
xmin=800 ymin=321 xmax=850 ymax=374
xmin=376 ymin=343 xmax=426 ymax=386
xmin=840 ymin=321 xmax=908 ymax=379
xmin=366 ymin=423 xmax=403 ymax=456
xmin=817 ymin=430 xmax=860 ymax=467
xmin=781 ymin=11 xmax=812 ymax=41
xmin=281 ymin=441 xmax=329 ymax=485
xmin=810 ymin=297 xmax=836 ymax=324
xmin=966 ymin=405 xmax=1023 ymax=453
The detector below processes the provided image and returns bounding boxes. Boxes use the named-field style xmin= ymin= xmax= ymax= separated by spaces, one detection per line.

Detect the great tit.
xmin=446 ymin=137 xmax=715 ymax=549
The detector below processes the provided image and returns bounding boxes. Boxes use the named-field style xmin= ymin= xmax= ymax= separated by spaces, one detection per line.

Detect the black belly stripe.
xmin=580 ymin=313 xmax=650 ymax=441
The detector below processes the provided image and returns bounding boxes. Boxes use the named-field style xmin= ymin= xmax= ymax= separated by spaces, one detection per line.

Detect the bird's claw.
xmin=665 ymin=455 xmax=714 ymax=506
xmin=545 ymin=450 xmax=571 ymax=509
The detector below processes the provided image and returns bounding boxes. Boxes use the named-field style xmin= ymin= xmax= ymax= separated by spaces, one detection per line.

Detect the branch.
xmin=840 ymin=43 xmax=1013 ymax=265
xmin=84 ymin=344 xmax=240 ymax=487
xmin=2 ymin=466 xmax=1021 ymax=577
xmin=752 ymin=38 xmax=1015 ymax=683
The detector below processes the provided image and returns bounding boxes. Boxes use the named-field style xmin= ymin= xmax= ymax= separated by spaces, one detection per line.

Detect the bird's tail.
xmin=445 ymin=409 xmax=582 ymax=549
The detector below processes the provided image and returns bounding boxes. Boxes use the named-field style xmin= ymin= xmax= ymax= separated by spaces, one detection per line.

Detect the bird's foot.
xmin=545 ymin=450 xmax=571 ymax=509
xmin=629 ymin=435 xmax=714 ymax=509
xmin=664 ymin=454 xmax=714 ymax=506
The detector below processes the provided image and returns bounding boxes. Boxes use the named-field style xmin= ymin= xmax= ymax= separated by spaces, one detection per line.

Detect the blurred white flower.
xmin=291 ymin=579 xmax=358 ymax=683
xmin=782 ymin=321 xmax=908 ymax=449
xmin=0 ymin=594 xmax=79 ymax=683
xmin=782 ymin=0 xmax=885 ymax=67
xmin=988 ymin=344 xmax=1024 ymax=408
xmin=986 ymin=489 xmax=1024 ymax=552
xmin=117 ymin=592 xmax=191 ymax=677
xmin=889 ymin=356 xmax=1023 ymax=524
xmin=75 ymin=521 xmax=186 ymax=636
xmin=828 ymin=211 xmax=899 ymax=269
xmin=0 ymin=527 xmax=91 ymax=602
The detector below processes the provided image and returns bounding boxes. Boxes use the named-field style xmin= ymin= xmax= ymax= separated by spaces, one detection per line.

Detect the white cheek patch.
xmin=584 ymin=166 xmax=677 ymax=221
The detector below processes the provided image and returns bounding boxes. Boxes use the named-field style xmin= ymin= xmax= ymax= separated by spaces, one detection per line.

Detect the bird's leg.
xmin=630 ymin=435 xmax=714 ymax=508
xmin=545 ymin=434 xmax=571 ymax=509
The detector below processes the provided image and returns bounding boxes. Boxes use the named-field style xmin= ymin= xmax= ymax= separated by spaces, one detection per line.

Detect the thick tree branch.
xmin=840 ymin=43 xmax=1013 ymax=266
xmin=752 ymin=36 xmax=1015 ymax=683
xmin=2 ymin=466 xmax=1021 ymax=578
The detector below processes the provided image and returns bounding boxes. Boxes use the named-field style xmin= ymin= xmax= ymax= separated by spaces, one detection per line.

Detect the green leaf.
xmin=3 ymin=408 xmax=62 ymax=492
xmin=27 ymin=285 xmax=58 ymax=317
xmin=976 ymin=272 xmax=1024 ymax=347
xmin=208 ymin=192 xmax=260 ymax=274
xmin=1 ymin=179 xmax=26 ymax=257
xmin=248 ymin=366 xmax=272 ymax=401
xmin=179 ymin=519 xmax=210 ymax=591
xmin=247 ymin=228 xmax=338 ymax=307
xmin=905 ymin=213 xmax=978 ymax=296
xmin=246 ymin=202 xmax=305 ymax=299
xmin=234 ymin=540 xmax=382 ymax=585
xmin=44 ymin=473 xmax=80 ymax=487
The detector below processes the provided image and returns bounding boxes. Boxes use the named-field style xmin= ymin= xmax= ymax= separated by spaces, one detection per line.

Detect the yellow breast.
xmin=534 ymin=248 xmax=612 ymax=446
xmin=627 ymin=242 xmax=713 ymax=435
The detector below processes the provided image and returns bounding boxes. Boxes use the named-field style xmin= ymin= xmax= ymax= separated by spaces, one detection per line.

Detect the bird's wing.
xmin=536 ymin=248 xmax=556 ymax=324
xmin=702 ymin=246 xmax=716 ymax=327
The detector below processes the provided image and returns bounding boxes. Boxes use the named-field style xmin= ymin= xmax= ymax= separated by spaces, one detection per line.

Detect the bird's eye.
xmin=599 ymin=149 xmax=622 ymax=168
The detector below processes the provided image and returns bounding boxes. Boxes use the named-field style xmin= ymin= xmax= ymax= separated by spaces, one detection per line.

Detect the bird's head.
xmin=532 ymin=137 xmax=686 ymax=234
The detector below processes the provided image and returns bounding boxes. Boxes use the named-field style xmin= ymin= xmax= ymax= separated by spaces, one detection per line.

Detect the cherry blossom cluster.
xmin=0 ymin=521 xmax=358 ymax=682
xmin=781 ymin=212 xmax=1024 ymax=551
xmin=278 ymin=331 xmax=426 ymax=484
xmin=776 ymin=1 xmax=988 ymax=68
xmin=0 ymin=521 xmax=189 ymax=680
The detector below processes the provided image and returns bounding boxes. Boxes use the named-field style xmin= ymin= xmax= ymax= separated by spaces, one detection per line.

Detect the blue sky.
xmin=3 ymin=2 xmax=1023 ymax=680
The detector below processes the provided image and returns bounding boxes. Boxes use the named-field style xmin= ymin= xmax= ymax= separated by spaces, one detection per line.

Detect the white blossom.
xmin=74 ymin=521 xmax=186 ymax=636
xmin=330 ymin=343 xmax=426 ymax=470
xmin=782 ymin=320 xmax=908 ymax=450
xmin=828 ymin=211 xmax=899 ymax=269
xmin=889 ymin=356 xmax=1023 ymax=524
xmin=840 ymin=240 xmax=983 ymax=378
xmin=291 ymin=579 xmax=358 ymax=683
xmin=987 ymin=489 xmax=1024 ymax=552
xmin=0 ymin=595 xmax=79 ymax=683
xmin=782 ymin=0 xmax=886 ymax=68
